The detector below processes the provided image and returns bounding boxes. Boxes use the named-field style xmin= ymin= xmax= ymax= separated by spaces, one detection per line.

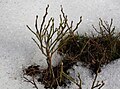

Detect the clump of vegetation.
xmin=58 ymin=18 xmax=120 ymax=74
xmin=22 ymin=5 xmax=120 ymax=89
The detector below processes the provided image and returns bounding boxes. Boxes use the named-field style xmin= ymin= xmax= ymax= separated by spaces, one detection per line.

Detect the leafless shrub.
xmin=25 ymin=5 xmax=82 ymax=89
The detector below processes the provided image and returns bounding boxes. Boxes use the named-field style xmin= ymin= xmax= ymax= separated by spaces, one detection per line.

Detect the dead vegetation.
xmin=58 ymin=18 xmax=120 ymax=74
xmin=23 ymin=5 xmax=120 ymax=89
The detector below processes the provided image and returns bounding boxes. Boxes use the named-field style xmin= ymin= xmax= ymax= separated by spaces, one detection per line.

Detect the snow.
xmin=0 ymin=0 xmax=120 ymax=89
xmin=64 ymin=59 xmax=120 ymax=89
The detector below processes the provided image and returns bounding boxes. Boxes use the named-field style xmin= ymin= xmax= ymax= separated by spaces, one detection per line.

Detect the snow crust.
xmin=0 ymin=0 xmax=120 ymax=89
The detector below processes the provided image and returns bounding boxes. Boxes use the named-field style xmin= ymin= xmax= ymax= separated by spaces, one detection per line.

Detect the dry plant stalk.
xmin=90 ymin=55 xmax=105 ymax=89
xmin=92 ymin=18 xmax=115 ymax=38
xmin=23 ymin=65 xmax=41 ymax=89
xmin=26 ymin=5 xmax=82 ymax=88
xmin=23 ymin=75 xmax=39 ymax=89
xmin=92 ymin=18 xmax=120 ymax=63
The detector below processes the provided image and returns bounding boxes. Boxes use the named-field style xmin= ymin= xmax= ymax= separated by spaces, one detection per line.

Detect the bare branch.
xmin=26 ymin=25 xmax=36 ymax=36
xmin=32 ymin=38 xmax=47 ymax=57
xmin=39 ymin=4 xmax=49 ymax=35
xmin=73 ymin=16 xmax=82 ymax=32
xmin=23 ymin=76 xmax=39 ymax=89
xmin=35 ymin=15 xmax=39 ymax=34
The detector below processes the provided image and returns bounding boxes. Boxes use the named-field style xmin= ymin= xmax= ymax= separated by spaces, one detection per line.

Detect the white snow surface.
xmin=0 ymin=0 xmax=120 ymax=89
